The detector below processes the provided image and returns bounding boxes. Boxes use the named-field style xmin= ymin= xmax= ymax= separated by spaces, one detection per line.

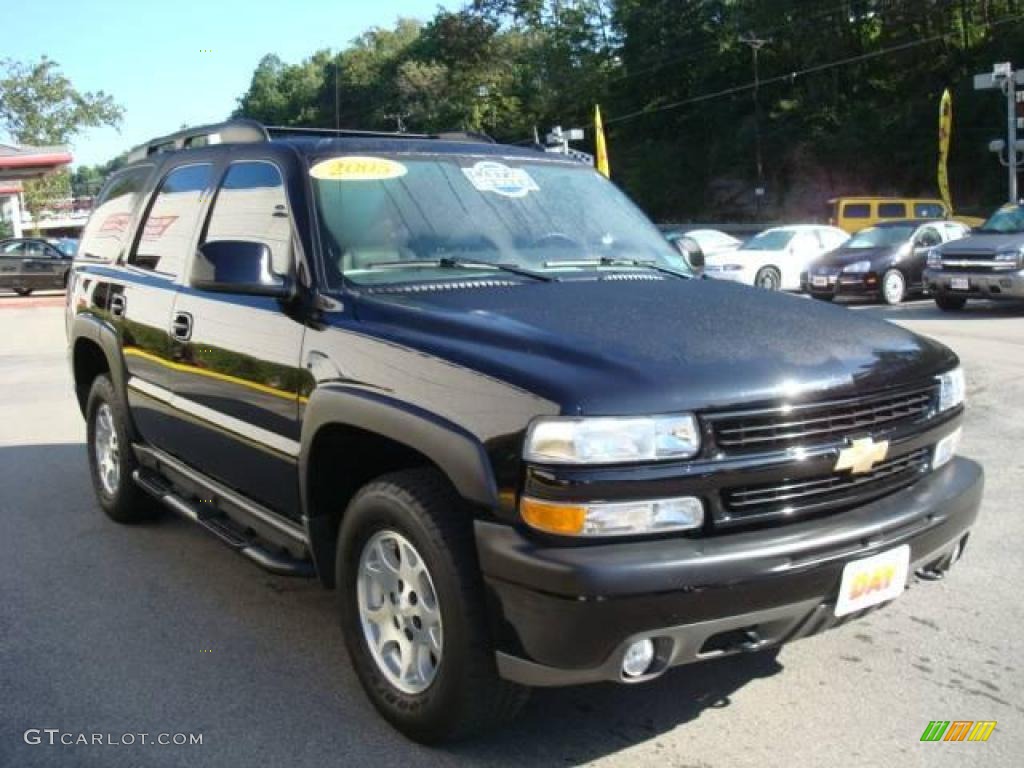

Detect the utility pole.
xmin=975 ymin=62 xmax=1024 ymax=204
xmin=740 ymin=33 xmax=769 ymax=216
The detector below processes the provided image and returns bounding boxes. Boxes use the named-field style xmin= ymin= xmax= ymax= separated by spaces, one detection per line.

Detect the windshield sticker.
xmin=462 ymin=161 xmax=540 ymax=198
xmin=309 ymin=156 xmax=408 ymax=181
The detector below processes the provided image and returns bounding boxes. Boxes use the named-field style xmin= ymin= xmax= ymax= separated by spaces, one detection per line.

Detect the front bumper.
xmin=925 ymin=268 xmax=1024 ymax=300
xmin=478 ymin=457 xmax=983 ymax=686
xmin=804 ymin=271 xmax=879 ymax=297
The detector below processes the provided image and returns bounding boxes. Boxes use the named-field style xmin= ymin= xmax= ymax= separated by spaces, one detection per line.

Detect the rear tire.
xmin=880 ymin=269 xmax=906 ymax=305
xmin=337 ymin=468 xmax=528 ymax=743
xmin=755 ymin=267 xmax=781 ymax=291
xmin=934 ymin=294 xmax=967 ymax=311
xmin=86 ymin=374 xmax=157 ymax=523
xmin=13 ymin=287 xmax=32 ymax=296
xmin=811 ymin=293 xmax=834 ymax=302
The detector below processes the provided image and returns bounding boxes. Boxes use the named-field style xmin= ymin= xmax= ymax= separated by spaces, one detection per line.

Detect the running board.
xmin=132 ymin=469 xmax=315 ymax=578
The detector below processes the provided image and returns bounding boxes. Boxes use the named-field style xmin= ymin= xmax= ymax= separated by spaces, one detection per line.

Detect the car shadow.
xmin=448 ymin=651 xmax=783 ymax=763
xmin=847 ymin=299 xmax=1024 ymax=322
xmin=0 ymin=442 xmax=783 ymax=765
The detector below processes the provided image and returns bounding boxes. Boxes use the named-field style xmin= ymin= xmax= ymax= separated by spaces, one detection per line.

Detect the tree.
xmin=0 ymin=56 xmax=123 ymax=231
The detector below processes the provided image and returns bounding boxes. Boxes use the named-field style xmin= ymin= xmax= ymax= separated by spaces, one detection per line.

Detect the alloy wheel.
xmin=357 ymin=529 xmax=443 ymax=694
xmin=94 ymin=403 xmax=121 ymax=495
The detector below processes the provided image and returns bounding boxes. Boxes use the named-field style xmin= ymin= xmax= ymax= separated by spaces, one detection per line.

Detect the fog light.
xmin=622 ymin=638 xmax=655 ymax=678
xmin=933 ymin=427 xmax=962 ymax=470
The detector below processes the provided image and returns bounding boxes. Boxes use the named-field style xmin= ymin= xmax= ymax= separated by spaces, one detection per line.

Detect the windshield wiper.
xmin=544 ymin=256 xmax=691 ymax=279
xmin=366 ymin=256 xmax=556 ymax=282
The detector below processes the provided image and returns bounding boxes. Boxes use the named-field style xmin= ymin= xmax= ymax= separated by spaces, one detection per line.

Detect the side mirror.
xmin=672 ymin=237 xmax=704 ymax=272
xmin=192 ymin=240 xmax=293 ymax=298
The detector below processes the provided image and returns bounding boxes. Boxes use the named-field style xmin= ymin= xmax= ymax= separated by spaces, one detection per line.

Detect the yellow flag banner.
xmin=938 ymin=88 xmax=953 ymax=212
xmin=595 ymin=105 xmax=610 ymax=178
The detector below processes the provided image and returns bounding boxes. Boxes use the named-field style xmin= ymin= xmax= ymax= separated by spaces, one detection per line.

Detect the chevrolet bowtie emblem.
xmin=835 ymin=437 xmax=889 ymax=475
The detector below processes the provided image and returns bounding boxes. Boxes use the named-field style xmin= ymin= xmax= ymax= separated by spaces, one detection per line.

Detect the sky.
xmin=3 ymin=0 xmax=452 ymax=168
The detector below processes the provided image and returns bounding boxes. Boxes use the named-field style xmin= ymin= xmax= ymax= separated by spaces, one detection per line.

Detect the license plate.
xmin=951 ymin=277 xmax=969 ymax=291
xmin=812 ymin=275 xmax=828 ymax=287
xmin=834 ymin=545 xmax=910 ymax=617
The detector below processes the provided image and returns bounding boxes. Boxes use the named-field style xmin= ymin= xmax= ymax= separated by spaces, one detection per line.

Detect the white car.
xmin=703 ymin=225 xmax=849 ymax=290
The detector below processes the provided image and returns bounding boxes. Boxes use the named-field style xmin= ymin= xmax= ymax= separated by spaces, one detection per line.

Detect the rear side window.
xmin=877 ymin=202 xmax=906 ymax=218
xmin=843 ymin=203 xmax=870 ymax=219
xmin=77 ymin=167 xmax=151 ymax=262
xmin=131 ymin=164 xmax=212 ymax=277
xmin=200 ymin=161 xmax=292 ymax=276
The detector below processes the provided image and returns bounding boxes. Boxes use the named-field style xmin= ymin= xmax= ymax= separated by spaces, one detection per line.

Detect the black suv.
xmin=67 ymin=120 xmax=983 ymax=743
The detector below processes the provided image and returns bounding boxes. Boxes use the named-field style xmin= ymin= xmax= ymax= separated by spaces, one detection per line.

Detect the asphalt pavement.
xmin=1 ymin=294 xmax=1021 ymax=767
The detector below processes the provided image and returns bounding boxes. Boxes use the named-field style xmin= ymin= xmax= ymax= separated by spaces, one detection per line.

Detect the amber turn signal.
xmin=520 ymin=497 xmax=587 ymax=535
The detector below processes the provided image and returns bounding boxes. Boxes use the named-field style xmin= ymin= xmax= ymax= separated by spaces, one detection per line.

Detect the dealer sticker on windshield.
xmin=462 ymin=161 xmax=540 ymax=198
xmin=309 ymin=156 xmax=408 ymax=181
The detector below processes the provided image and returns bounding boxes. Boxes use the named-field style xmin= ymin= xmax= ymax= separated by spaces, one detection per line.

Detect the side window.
xmin=131 ymin=164 xmax=212 ymax=277
xmin=915 ymin=202 xmax=946 ymax=219
xmin=877 ymin=202 xmax=906 ymax=218
xmin=199 ymin=161 xmax=292 ymax=278
xmin=78 ymin=167 xmax=152 ymax=262
xmin=843 ymin=203 xmax=870 ymax=219
xmin=0 ymin=241 xmax=25 ymax=255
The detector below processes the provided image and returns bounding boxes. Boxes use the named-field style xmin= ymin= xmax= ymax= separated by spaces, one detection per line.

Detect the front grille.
xmin=721 ymin=448 xmax=931 ymax=524
xmin=708 ymin=384 xmax=938 ymax=454
xmin=939 ymin=253 xmax=1015 ymax=273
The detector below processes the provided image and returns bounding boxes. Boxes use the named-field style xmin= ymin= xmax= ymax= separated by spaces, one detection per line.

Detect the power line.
xmin=605 ymin=12 xmax=1024 ymax=126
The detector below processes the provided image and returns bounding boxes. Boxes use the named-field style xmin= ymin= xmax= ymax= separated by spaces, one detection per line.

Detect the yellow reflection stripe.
xmin=123 ymin=347 xmax=309 ymax=404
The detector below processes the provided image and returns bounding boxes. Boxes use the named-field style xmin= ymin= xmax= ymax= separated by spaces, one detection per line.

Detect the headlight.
xmin=843 ymin=260 xmax=872 ymax=273
xmin=937 ymin=366 xmax=965 ymax=412
xmin=520 ymin=495 xmax=705 ymax=536
xmin=524 ymin=414 xmax=700 ymax=464
xmin=994 ymin=247 xmax=1024 ymax=267
xmin=926 ymin=247 xmax=942 ymax=268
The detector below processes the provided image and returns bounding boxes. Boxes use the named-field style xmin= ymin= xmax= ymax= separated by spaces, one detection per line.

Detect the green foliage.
xmin=231 ymin=1 xmax=1024 ymax=220
xmin=0 ymin=56 xmax=123 ymax=224
xmin=0 ymin=56 xmax=123 ymax=145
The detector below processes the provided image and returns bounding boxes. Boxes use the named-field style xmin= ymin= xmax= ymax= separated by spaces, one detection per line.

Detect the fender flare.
xmin=70 ymin=313 xmax=138 ymax=439
xmin=299 ymin=385 xmax=500 ymax=518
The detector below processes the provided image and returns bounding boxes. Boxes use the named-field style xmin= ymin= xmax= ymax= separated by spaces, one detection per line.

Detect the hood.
xmin=939 ymin=231 xmax=1024 ymax=254
xmin=817 ymin=245 xmax=900 ymax=268
xmin=351 ymin=278 xmax=956 ymax=416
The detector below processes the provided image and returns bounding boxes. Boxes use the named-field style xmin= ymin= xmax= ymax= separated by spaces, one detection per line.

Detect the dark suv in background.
xmin=925 ymin=203 xmax=1024 ymax=309
xmin=67 ymin=120 xmax=982 ymax=742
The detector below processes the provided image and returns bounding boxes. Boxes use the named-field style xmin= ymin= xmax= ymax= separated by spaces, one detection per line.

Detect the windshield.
xmin=312 ymin=154 xmax=689 ymax=286
xmin=846 ymin=225 xmax=915 ymax=249
xmin=978 ymin=205 xmax=1024 ymax=234
xmin=742 ymin=230 xmax=794 ymax=251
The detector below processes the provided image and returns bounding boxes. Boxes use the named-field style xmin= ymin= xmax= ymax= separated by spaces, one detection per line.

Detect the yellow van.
xmin=827 ymin=197 xmax=949 ymax=233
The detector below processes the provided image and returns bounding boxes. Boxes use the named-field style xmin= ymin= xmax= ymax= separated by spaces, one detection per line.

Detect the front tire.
xmin=755 ymin=266 xmax=781 ymax=291
xmin=934 ymin=294 xmax=967 ymax=311
xmin=13 ymin=287 xmax=32 ymax=296
xmin=86 ymin=375 xmax=156 ymax=523
xmin=880 ymin=269 xmax=906 ymax=305
xmin=811 ymin=293 xmax=834 ymax=302
xmin=337 ymin=468 xmax=528 ymax=743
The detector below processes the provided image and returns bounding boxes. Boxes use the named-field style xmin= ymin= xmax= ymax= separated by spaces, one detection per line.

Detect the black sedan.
xmin=0 ymin=237 xmax=74 ymax=296
xmin=803 ymin=220 xmax=969 ymax=304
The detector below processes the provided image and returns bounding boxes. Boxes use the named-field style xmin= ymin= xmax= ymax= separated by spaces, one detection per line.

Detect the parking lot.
xmin=1 ymin=294 xmax=1021 ymax=768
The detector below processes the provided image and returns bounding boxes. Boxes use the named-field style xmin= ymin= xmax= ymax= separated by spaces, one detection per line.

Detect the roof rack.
xmin=267 ymin=126 xmax=495 ymax=144
xmin=124 ymin=119 xmax=268 ymax=164
xmin=124 ymin=120 xmax=496 ymax=164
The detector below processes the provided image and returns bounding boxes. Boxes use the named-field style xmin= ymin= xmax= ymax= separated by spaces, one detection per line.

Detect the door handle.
xmin=110 ymin=294 xmax=126 ymax=318
xmin=171 ymin=311 xmax=193 ymax=342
